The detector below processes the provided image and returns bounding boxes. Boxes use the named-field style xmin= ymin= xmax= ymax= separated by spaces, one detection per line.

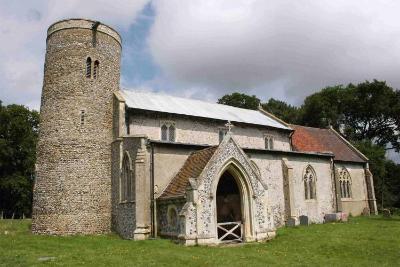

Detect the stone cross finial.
xmin=225 ymin=121 xmax=234 ymax=132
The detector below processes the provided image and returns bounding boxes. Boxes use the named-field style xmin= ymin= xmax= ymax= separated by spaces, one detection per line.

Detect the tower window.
xmin=86 ymin=57 xmax=92 ymax=78
xmin=93 ymin=60 xmax=99 ymax=79
xmin=80 ymin=110 xmax=85 ymax=126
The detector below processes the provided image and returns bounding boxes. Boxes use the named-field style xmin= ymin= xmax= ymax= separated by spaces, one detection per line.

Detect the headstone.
xmin=324 ymin=213 xmax=339 ymax=223
xmin=340 ymin=212 xmax=349 ymax=222
xmin=382 ymin=209 xmax=391 ymax=218
xmin=299 ymin=215 xmax=309 ymax=226
xmin=362 ymin=207 xmax=370 ymax=216
xmin=286 ymin=217 xmax=299 ymax=227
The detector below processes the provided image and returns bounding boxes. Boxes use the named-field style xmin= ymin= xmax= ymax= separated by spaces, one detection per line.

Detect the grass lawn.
xmin=1 ymin=216 xmax=399 ymax=266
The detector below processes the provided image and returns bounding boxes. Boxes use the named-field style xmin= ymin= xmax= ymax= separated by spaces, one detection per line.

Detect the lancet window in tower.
xmin=93 ymin=60 xmax=99 ymax=79
xmin=80 ymin=110 xmax=85 ymax=126
xmin=86 ymin=57 xmax=92 ymax=78
xmin=339 ymin=167 xmax=352 ymax=198
xmin=304 ymin=165 xmax=316 ymax=200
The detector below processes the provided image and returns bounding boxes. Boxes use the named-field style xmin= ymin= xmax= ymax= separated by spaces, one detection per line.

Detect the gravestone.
xmin=340 ymin=212 xmax=349 ymax=222
xmin=299 ymin=215 xmax=309 ymax=226
xmin=324 ymin=213 xmax=339 ymax=223
xmin=361 ymin=207 xmax=370 ymax=216
xmin=382 ymin=209 xmax=391 ymax=218
xmin=286 ymin=217 xmax=299 ymax=227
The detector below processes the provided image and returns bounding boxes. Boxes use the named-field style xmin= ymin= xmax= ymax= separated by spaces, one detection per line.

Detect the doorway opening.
xmin=216 ymin=170 xmax=243 ymax=243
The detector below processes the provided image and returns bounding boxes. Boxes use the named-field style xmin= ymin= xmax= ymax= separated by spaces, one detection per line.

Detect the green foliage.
xmin=1 ymin=217 xmax=400 ymax=266
xmin=262 ymin=98 xmax=300 ymax=124
xmin=300 ymin=80 xmax=400 ymax=151
xmin=353 ymin=140 xmax=387 ymax=207
xmin=0 ymin=102 xmax=39 ymax=218
xmin=300 ymin=85 xmax=345 ymax=129
xmin=218 ymin=92 xmax=261 ymax=110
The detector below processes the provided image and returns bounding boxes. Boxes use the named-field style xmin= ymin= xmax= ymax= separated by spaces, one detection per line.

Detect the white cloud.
xmin=0 ymin=0 xmax=149 ymax=110
xmin=148 ymin=0 xmax=400 ymax=103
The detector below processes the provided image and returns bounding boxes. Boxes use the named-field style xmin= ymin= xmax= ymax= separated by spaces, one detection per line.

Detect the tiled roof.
xmin=159 ymin=146 xmax=218 ymax=199
xmin=291 ymin=125 xmax=366 ymax=163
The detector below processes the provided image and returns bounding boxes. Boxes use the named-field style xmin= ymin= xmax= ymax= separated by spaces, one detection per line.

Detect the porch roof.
xmin=159 ymin=146 xmax=217 ymax=199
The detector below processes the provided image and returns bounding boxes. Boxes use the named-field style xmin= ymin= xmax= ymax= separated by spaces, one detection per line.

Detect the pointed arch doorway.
xmin=216 ymin=164 xmax=252 ymax=243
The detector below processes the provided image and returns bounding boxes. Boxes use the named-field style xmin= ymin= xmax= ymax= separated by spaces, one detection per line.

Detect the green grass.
xmin=1 ymin=216 xmax=399 ymax=266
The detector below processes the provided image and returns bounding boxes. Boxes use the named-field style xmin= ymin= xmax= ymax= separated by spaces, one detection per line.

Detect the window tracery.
xmin=304 ymin=165 xmax=316 ymax=200
xmin=338 ymin=167 xmax=352 ymax=198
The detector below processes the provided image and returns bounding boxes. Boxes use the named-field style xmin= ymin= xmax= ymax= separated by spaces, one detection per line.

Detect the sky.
xmin=0 ymin=0 xmax=399 ymax=161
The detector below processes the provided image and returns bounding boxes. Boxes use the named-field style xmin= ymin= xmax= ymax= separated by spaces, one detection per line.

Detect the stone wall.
xmin=128 ymin=112 xmax=291 ymax=151
xmin=32 ymin=19 xmax=121 ymax=235
xmin=157 ymin=199 xmax=185 ymax=237
xmin=336 ymin=162 xmax=369 ymax=216
xmin=111 ymin=136 xmax=151 ymax=239
xmin=249 ymin=153 xmax=335 ymax=226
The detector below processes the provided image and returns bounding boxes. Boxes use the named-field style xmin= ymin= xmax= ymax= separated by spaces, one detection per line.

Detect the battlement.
xmin=47 ymin=18 xmax=121 ymax=46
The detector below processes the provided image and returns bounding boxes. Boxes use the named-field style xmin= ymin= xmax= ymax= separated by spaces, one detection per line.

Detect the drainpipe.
xmin=150 ymin=142 xmax=156 ymax=237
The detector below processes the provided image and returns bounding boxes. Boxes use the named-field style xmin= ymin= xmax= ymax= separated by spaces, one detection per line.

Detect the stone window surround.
xmin=160 ymin=120 xmax=176 ymax=142
xmin=120 ymin=152 xmax=134 ymax=204
xmin=167 ymin=204 xmax=179 ymax=228
xmin=264 ymin=134 xmax=274 ymax=150
xmin=303 ymin=164 xmax=317 ymax=201
xmin=85 ymin=55 xmax=100 ymax=79
xmin=338 ymin=167 xmax=352 ymax=199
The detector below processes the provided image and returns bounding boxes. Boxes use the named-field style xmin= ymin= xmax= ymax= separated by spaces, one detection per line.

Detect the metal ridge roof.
xmin=121 ymin=89 xmax=290 ymax=130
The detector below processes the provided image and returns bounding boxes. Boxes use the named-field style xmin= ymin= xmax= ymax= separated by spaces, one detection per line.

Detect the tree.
xmin=218 ymin=92 xmax=261 ymax=110
xmin=0 ymin=102 xmax=39 ymax=218
xmin=300 ymin=80 xmax=400 ymax=152
xmin=342 ymin=80 xmax=400 ymax=152
xmin=353 ymin=140 xmax=387 ymax=209
xmin=300 ymin=85 xmax=345 ymax=129
xmin=262 ymin=98 xmax=300 ymax=124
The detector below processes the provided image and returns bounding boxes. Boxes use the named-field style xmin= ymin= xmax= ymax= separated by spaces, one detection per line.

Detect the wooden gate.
xmin=217 ymin=221 xmax=243 ymax=243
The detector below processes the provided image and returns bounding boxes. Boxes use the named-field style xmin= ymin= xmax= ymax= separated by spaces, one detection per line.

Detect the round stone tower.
xmin=32 ymin=19 xmax=121 ymax=234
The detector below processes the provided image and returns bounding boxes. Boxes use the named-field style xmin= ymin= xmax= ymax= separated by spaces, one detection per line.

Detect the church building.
xmin=32 ymin=19 xmax=377 ymax=245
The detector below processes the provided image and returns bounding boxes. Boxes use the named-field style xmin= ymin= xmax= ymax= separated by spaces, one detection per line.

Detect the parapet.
xmin=47 ymin=18 xmax=121 ymax=45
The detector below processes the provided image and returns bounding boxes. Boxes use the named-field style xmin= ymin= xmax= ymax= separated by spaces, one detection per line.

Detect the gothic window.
xmin=339 ymin=167 xmax=352 ymax=198
xmin=219 ymin=129 xmax=227 ymax=143
xmin=304 ymin=165 xmax=317 ymax=200
xmin=265 ymin=136 xmax=274 ymax=150
xmin=93 ymin=60 xmax=99 ymax=79
xmin=86 ymin=57 xmax=92 ymax=78
xmin=161 ymin=122 xmax=176 ymax=142
xmin=121 ymin=153 xmax=134 ymax=202
xmin=161 ymin=124 xmax=168 ymax=141
xmin=168 ymin=125 xmax=175 ymax=142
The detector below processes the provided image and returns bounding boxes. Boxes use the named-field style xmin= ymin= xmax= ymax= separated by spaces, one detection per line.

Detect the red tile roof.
xmin=291 ymin=125 xmax=366 ymax=163
xmin=159 ymin=146 xmax=218 ymax=199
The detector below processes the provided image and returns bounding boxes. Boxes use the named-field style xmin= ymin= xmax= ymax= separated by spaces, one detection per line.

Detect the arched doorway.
xmin=216 ymin=170 xmax=243 ymax=243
